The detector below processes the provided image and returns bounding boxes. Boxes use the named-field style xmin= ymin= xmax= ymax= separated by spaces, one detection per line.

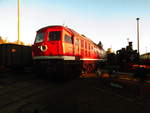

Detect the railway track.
xmin=0 ymin=72 xmax=66 ymax=113
xmin=0 ymin=72 xmax=150 ymax=113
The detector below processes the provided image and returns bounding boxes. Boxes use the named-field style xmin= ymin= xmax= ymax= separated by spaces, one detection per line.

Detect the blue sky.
xmin=0 ymin=0 xmax=150 ymax=54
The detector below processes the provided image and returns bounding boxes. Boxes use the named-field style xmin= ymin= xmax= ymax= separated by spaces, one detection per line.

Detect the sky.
xmin=0 ymin=0 xmax=150 ymax=54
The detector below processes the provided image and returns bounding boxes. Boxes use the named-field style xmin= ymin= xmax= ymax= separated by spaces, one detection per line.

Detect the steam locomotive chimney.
xmin=129 ymin=42 xmax=132 ymax=49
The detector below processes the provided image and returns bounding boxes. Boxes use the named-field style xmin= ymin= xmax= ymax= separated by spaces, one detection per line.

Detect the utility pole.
xmin=136 ymin=18 xmax=140 ymax=54
xmin=17 ymin=0 xmax=20 ymax=44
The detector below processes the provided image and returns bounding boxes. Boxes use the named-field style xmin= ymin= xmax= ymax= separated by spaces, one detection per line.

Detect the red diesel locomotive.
xmin=32 ymin=25 xmax=106 ymax=78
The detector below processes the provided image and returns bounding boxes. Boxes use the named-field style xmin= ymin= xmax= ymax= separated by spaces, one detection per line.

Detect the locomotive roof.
xmin=37 ymin=25 xmax=101 ymax=48
xmin=37 ymin=25 xmax=64 ymax=32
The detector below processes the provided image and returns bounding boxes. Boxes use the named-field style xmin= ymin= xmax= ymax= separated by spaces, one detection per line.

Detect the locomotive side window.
xmin=75 ymin=38 xmax=79 ymax=45
xmin=35 ymin=32 xmax=45 ymax=43
xmin=81 ymin=40 xmax=84 ymax=48
xmin=64 ymin=35 xmax=73 ymax=43
xmin=48 ymin=31 xmax=60 ymax=41
xmin=91 ymin=46 xmax=93 ymax=51
xmin=85 ymin=42 xmax=87 ymax=49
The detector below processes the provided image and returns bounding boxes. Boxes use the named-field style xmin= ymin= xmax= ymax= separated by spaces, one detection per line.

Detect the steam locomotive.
xmin=106 ymin=42 xmax=150 ymax=79
xmin=107 ymin=42 xmax=139 ymax=72
xmin=32 ymin=25 xmax=106 ymax=78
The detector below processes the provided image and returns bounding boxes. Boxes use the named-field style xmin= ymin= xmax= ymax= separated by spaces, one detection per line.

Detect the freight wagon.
xmin=0 ymin=44 xmax=32 ymax=71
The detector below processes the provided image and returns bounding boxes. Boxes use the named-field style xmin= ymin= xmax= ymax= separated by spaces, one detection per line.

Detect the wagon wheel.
xmin=87 ymin=64 xmax=93 ymax=73
xmin=83 ymin=64 xmax=93 ymax=73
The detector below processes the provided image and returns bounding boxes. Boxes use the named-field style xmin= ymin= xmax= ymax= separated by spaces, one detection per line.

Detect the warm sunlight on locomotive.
xmin=32 ymin=25 xmax=106 ymax=78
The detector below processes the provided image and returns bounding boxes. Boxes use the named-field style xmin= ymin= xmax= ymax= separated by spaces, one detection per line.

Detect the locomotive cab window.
xmin=64 ymin=35 xmax=73 ymax=43
xmin=48 ymin=31 xmax=61 ymax=41
xmin=35 ymin=32 xmax=45 ymax=43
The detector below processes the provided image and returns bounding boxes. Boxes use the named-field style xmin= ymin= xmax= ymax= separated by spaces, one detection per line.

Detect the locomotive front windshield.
xmin=35 ymin=32 xmax=45 ymax=43
xmin=48 ymin=31 xmax=61 ymax=41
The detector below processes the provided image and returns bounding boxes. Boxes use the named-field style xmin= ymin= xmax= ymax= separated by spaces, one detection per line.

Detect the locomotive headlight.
xmin=40 ymin=45 xmax=48 ymax=52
